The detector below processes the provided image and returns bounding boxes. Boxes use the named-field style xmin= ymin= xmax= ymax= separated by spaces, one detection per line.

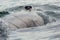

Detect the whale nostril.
xmin=25 ymin=6 xmax=32 ymax=11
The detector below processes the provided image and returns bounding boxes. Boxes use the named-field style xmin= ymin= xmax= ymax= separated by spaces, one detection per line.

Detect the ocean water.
xmin=0 ymin=0 xmax=60 ymax=40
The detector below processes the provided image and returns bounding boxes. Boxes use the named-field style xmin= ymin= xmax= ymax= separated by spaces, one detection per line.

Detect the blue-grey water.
xmin=0 ymin=0 xmax=60 ymax=40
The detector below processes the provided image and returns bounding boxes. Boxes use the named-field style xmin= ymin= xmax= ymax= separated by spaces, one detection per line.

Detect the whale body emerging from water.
xmin=2 ymin=10 xmax=44 ymax=30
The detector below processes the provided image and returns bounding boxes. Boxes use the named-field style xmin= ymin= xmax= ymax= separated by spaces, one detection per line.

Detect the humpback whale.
xmin=1 ymin=6 xmax=44 ymax=30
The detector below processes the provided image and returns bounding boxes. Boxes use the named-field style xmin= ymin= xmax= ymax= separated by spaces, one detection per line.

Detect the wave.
xmin=0 ymin=3 xmax=60 ymax=40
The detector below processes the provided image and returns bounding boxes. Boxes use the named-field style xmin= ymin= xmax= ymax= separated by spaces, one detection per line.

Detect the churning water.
xmin=0 ymin=0 xmax=60 ymax=40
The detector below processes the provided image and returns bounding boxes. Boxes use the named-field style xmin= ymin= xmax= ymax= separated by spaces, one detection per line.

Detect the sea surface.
xmin=0 ymin=0 xmax=60 ymax=40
